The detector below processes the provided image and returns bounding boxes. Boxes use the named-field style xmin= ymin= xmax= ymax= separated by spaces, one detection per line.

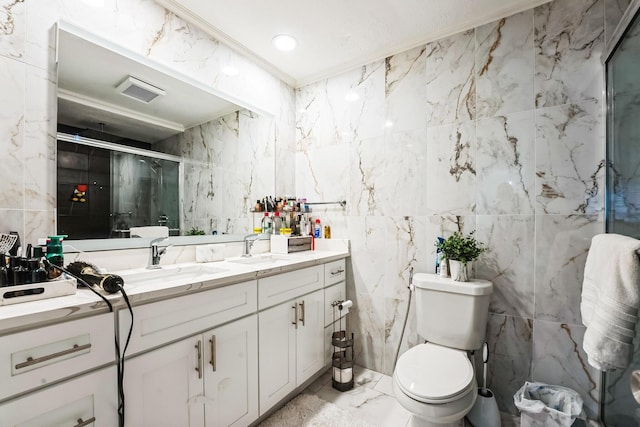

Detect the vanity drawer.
xmin=324 ymin=259 xmax=346 ymax=286
xmin=324 ymin=281 xmax=346 ymax=327
xmin=120 ymin=280 xmax=257 ymax=356
xmin=0 ymin=312 xmax=115 ymax=401
xmin=258 ymin=265 xmax=323 ymax=309
xmin=0 ymin=366 xmax=118 ymax=426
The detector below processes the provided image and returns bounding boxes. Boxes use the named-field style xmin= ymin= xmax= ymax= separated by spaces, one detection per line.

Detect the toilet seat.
xmin=394 ymin=342 xmax=474 ymax=404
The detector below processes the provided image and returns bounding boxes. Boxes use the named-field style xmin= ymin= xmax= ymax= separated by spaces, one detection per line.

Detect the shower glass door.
xmin=111 ymin=152 xmax=180 ymax=236
xmin=605 ymin=2 xmax=640 ymax=425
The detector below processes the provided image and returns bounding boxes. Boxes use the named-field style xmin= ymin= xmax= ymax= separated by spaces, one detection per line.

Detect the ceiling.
xmin=156 ymin=0 xmax=552 ymax=87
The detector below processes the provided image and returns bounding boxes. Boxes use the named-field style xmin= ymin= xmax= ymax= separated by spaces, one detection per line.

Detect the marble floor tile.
xmin=302 ymin=365 xmax=522 ymax=427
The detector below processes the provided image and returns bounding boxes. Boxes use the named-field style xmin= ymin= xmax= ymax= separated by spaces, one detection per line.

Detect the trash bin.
xmin=513 ymin=381 xmax=584 ymax=427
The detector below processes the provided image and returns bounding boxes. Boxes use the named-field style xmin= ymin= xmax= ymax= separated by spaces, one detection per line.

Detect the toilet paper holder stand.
xmin=331 ymin=299 xmax=355 ymax=391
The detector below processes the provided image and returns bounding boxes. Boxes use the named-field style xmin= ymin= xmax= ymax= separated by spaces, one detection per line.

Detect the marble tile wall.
xmin=157 ymin=109 xmax=277 ymax=235
xmin=0 ymin=0 xmax=633 ymax=421
xmin=294 ymin=0 xmax=627 ymax=418
xmin=0 ymin=0 xmax=294 ymax=244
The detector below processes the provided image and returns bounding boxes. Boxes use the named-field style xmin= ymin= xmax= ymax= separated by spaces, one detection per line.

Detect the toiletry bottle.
xmin=324 ymin=225 xmax=331 ymax=239
xmin=12 ymin=258 xmax=28 ymax=285
xmin=314 ymin=218 xmax=322 ymax=238
xmin=261 ymin=212 xmax=272 ymax=234
xmin=30 ymin=258 xmax=47 ymax=283
xmin=0 ymin=255 xmax=8 ymax=287
xmin=273 ymin=211 xmax=282 ymax=235
xmin=45 ymin=235 xmax=67 ymax=279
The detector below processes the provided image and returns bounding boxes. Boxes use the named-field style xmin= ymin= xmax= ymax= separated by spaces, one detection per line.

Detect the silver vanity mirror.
xmin=55 ymin=21 xmax=276 ymax=250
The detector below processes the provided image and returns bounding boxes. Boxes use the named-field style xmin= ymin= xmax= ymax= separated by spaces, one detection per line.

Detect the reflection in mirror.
xmin=55 ymin=22 xmax=276 ymax=248
xmin=56 ymin=134 xmax=181 ymax=239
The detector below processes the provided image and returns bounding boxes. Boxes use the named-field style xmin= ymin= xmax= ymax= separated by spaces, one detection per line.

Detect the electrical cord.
xmin=44 ymin=260 xmax=133 ymax=427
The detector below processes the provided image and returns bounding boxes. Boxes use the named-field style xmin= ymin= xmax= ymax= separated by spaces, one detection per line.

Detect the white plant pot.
xmin=449 ymin=260 xmax=469 ymax=282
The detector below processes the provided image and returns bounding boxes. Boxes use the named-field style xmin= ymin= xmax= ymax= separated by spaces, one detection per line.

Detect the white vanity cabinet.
xmin=122 ymin=281 xmax=259 ymax=427
xmin=257 ymin=265 xmax=326 ymax=414
xmin=0 ymin=365 xmax=118 ymax=426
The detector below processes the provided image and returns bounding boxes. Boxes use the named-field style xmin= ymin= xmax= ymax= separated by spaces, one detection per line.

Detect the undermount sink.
xmin=226 ymin=254 xmax=296 ymax=266
xmin=119 ymin=264 xmax=227 ymax=286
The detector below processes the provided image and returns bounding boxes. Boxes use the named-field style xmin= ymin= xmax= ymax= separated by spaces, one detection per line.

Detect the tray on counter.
xmin=0 ymin=277 xmax=78 ymax=306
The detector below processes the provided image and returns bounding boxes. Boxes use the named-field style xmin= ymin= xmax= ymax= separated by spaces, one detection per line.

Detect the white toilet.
xmin=392 ymin=273 xmax=493 ymax=427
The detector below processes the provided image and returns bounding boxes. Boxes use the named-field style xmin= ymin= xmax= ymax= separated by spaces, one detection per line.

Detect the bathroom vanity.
xmin=0 ymin=244 xmax=348 ymax=427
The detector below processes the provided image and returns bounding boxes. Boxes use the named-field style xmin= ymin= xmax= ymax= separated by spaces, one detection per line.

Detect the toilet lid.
xmin=395 ymin=343 xmax=474 ymax=402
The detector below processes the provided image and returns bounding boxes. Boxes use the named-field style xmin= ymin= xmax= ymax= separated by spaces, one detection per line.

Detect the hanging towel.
xmin=580 ymin=233 xmax=640 ymax=371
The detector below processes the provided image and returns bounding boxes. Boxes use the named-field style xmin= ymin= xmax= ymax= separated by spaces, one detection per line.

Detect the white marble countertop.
xmin=0 ymin=248 xmax=349 ymax=336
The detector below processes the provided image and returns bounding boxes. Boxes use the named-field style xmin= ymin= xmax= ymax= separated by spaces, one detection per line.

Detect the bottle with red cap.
xmin=314 ymin=218 xmax=321 ymax=238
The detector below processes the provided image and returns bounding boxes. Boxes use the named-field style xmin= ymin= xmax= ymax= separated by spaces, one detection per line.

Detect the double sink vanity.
xmin=0 ymin=240 xmax=349 ymax=427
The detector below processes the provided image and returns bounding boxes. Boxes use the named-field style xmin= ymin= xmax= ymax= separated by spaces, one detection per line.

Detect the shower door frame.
xmin=602 ymin=0 xmax=640 ymax=423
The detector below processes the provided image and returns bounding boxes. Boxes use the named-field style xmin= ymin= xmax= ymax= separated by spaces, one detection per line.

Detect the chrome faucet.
xmin=242 ymin=233 xmax=260 ymax=257
xmin=147 ymin=237 xmax=170 ymax=269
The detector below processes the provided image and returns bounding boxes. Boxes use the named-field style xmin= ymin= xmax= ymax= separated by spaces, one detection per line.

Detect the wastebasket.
xmin=513 ymin=381 xmax=584 ymax=427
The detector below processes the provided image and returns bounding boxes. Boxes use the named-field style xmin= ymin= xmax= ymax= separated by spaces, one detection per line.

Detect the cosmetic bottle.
xmin=30 ymin=258 xmax=47 ymax=283
xmin=46 ymin=235 xmax=67 ymax=279
xmin=273 ymin=211 xmax=282 ymax=235
xmin=261 ymin=212 xmax=272 ymax=234
xmin=314 ymin=219 xmax=322 ymax=238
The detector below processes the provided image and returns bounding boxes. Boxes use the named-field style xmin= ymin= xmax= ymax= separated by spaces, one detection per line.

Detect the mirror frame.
xmin=55 ymin=21 xmax=274 ymax=251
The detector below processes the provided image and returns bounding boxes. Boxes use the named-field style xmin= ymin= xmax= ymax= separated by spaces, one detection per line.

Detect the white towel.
xmin=581 ymin=233 xmax=640 ymax=371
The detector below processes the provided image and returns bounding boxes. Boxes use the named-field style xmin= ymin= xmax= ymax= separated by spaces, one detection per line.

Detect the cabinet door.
xmin=296 ymin=289 xmax=325 ymax=385
xmin=124 ymin=336 xmax=204 ymax=427
xmin=0 ymin=366 xmax=118 ymax=427
xmin=203 ymin=315 xmax=258 ymax=427
xmin=258 ymin=301 xmax=296 ymax=414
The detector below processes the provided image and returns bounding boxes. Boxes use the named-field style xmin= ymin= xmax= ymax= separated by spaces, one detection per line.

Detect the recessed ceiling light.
xmin=272 ymin=34 xmax=297 ymax=51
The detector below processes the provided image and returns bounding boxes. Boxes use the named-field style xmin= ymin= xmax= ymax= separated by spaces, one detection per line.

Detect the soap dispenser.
xmin=45 ymin=235 xmax=67 ymax=279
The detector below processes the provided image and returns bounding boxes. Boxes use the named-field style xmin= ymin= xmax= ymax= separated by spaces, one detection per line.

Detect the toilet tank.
xmin=413 ymin=273 xmax=493 ymax=350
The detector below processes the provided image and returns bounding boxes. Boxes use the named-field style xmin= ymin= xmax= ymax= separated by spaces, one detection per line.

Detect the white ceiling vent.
xmin=116 ymin=76 xmax=165 ymax=103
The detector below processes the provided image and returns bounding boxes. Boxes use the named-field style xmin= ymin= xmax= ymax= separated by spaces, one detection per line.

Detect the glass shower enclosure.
xmin=604 ymin=0 xmax=640 ymax=424
xmin=57 ymin=133 xmax=182 ymax=239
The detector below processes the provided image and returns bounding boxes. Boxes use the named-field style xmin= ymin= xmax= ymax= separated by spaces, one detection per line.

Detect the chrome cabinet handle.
xmin=195 ymin=340 xmax=203 ymax=379
xmin=331 ymin=268 xmax=345 ymax=276
xmin=292 ymin=303 xmax=298 ymax=327
xmin=15 ymin=343 xmax=92 ymax=370
xmin=209 ymin=335 xmax=216 ymax=372
xmin=299 ymin=300 xmax=305 ymax=326
xmin=73 ymin=417 xmax=96 ymax=427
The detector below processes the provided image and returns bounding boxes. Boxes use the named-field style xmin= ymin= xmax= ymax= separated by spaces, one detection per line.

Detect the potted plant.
xmin=436 ymin=231 xmax=486 ymax=281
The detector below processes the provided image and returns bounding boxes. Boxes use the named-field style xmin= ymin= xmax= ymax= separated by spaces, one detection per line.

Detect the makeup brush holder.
xmin=467 ymin=388 xmax=501 ymax=427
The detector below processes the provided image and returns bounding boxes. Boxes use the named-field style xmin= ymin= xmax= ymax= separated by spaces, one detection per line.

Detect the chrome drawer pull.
xmin=209 ymin=335 xmax=216 ymax=372
xmin=15 ymin=343 xmax=92 ymax=370
xmin=74 ymin=417 xmax=96 ymax=427
xmin=195 ymin=340 xmax=203 ymax=379
xmin=331 ymin=268 xmax=345 ymax=276
xmin=292 ymin=303 xmax=298 ymax=327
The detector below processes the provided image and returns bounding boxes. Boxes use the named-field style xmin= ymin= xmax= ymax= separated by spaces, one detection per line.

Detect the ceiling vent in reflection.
xmin=116 ymin=76 xmax=165 ymax=103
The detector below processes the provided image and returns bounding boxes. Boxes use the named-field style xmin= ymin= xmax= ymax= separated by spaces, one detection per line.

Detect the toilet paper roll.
xmin=339 ymin=300 xmax=353 ymax=310
xmin=333 ymin=367 xmax=353 ymax=383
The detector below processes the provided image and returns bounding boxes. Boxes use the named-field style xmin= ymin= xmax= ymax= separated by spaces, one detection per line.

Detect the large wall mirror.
xmin=55 ymin=21 xmax=276 ymax=249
